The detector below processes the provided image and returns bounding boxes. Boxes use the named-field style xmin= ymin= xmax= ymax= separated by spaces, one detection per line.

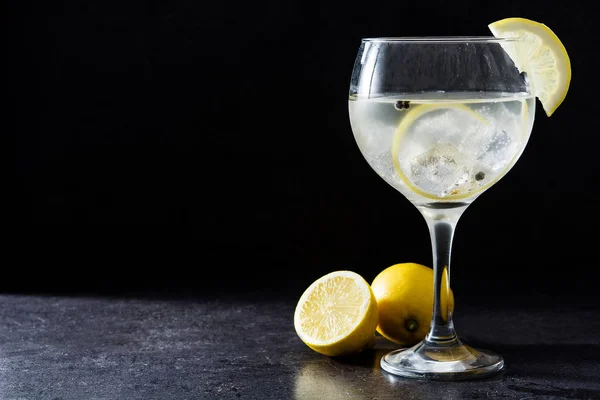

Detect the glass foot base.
xmin=380 ymin=339 xmax=504 ymax=381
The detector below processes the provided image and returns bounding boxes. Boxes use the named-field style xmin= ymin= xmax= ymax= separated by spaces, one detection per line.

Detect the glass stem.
xmin=418 ymin=204 xmax=468 ymax=345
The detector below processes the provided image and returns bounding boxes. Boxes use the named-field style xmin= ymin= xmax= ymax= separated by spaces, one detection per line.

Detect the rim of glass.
xmin=362 ymin=36 xmax=517 ymax=44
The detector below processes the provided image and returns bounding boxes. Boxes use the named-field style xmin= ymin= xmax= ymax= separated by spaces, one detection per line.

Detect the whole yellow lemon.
xmin=371 ymin=263 xmax=454 ymax=345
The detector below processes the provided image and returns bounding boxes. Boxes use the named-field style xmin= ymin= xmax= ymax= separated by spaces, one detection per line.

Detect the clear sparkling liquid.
xmin=348 ymin=92 xmax=535 ymax=203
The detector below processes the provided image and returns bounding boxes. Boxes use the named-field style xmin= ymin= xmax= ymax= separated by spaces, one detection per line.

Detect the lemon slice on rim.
xmin=488 ymin=17 xmax=571 ymax=116
xmin=294 ymin=270 xmax=378 ymax=357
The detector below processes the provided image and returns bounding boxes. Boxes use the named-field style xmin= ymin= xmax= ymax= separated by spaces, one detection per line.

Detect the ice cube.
xmin=408 ymin=143 xmax=475 ymax=197
xmin=469 ymin=104 xmax=521 ymax=171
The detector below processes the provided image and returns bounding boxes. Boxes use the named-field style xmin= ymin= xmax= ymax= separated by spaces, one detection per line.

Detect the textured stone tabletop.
xmin=0 ymin=293 xmax=599 ymax=399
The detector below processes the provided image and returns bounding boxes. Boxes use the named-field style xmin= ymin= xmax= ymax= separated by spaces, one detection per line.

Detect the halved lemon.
xmin=488 ymin=17 xmax=571 ymax=116
xmin=294 ymin=271 xmax=378 ymax=357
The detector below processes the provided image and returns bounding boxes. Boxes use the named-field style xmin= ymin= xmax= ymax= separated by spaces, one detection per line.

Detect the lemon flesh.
xmin=371 ymin=263 xmax=454 ymax=346
xmin=488 ymin=17 xmax=571 ymax=116
xmin=294 ymin=271 xmax=378 ymax=357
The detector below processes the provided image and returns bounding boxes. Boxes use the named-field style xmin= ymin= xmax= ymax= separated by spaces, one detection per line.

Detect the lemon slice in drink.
xmin=391 ymin=104 xmax=500 ymax=200
xmin=488 ymin=17 xmax=571 ymax=116
xmin=294 ymin=271 xmax=378 ymax=357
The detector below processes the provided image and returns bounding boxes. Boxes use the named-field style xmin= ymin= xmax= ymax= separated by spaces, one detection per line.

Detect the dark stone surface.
xmin=1 ymin=293 xmax=599 ymax=399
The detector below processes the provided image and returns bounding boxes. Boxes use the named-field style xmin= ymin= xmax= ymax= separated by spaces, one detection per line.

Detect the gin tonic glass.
xmin=348 ymin=37 xmax=534 ymax=380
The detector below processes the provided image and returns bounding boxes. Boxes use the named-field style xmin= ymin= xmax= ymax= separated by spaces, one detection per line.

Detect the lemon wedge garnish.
xmin=294 ymin=271 xmax=378 ymax=357
xmin=488 ymin=17 xmax=571 ymax=116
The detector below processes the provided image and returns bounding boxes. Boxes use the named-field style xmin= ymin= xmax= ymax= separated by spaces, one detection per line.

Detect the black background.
xmin=9 ymin=0 xmax=599 ymax=304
